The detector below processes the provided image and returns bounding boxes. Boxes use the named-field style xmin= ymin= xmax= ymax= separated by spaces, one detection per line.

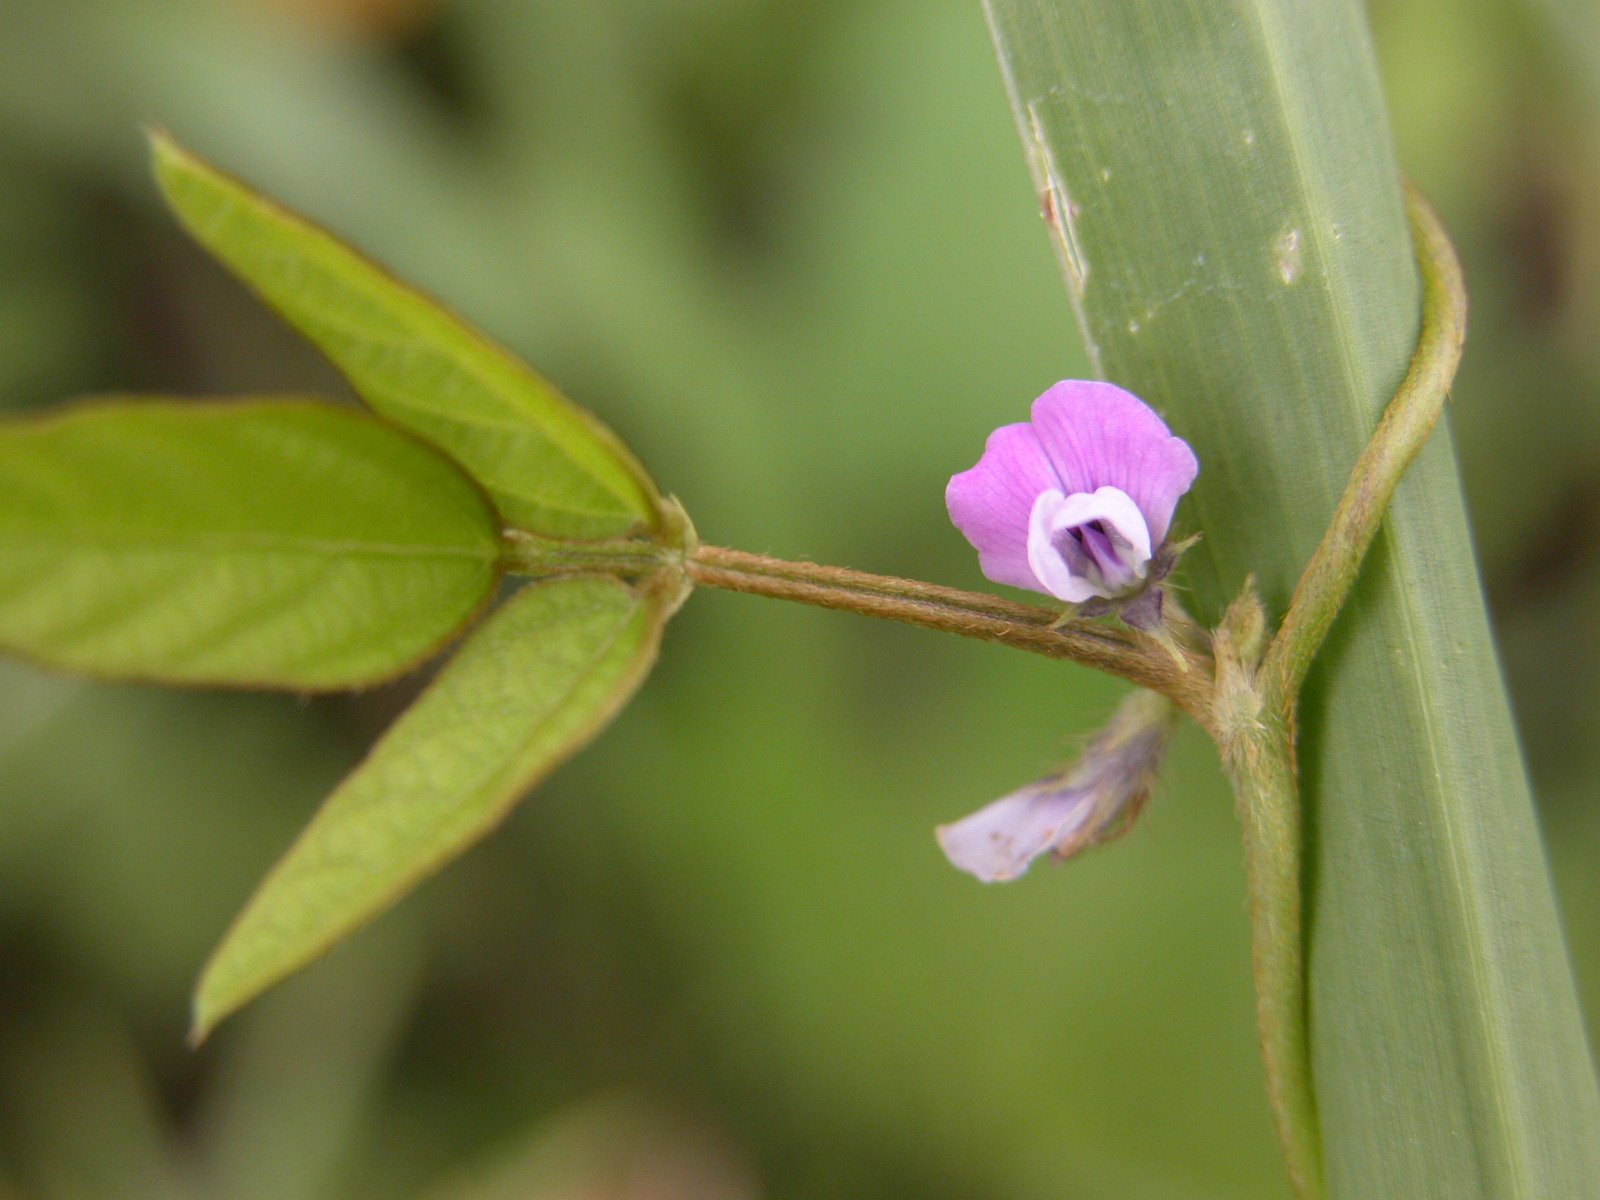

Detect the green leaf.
xmin=192 ymin=574 xmax=664 ymax=1040
xmin=149 ymin=130 xmax=663 ymax=542
xmin=0 ymin=399 xmax=500 ymax=690
xmin=982 ymin=2 xmax=1600 ymax=1197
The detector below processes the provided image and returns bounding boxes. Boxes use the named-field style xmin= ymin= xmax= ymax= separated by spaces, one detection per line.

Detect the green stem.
xmin=1228 ymin=717 xmax=1319 ymax=1198
xmin=687 ymin=545 xmax=1213 ymax=718
xmin=1260 ymin=187 xmax=1468 ymax=706
xmin=1219 ymin=186 xmax=1467 ymax=1200
xmin=500 ymin=530 xmax=668 ymax=578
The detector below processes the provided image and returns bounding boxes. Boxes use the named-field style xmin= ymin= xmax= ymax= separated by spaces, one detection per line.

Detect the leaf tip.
xmin=144 ymin=124 xmax=188 ymax=177
xmin=145 ymin=127 xmax=228 ymax=223
xmin=188 ymin=987 xmax=223 ymax=1048
xmin=189 ymin=927 xmax=276 ymax=1048
xmin=189 ymin=940 xmax=276 ymax=1046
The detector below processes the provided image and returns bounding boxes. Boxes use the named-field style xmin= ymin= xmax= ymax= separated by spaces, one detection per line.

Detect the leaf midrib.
xmin=298 ymin=313 xmax=649 ymax=522
xmin=0 ymin=532 xmax=498 ymax=561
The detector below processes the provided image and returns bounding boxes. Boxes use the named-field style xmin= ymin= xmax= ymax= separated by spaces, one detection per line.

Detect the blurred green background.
xmin=0 ymin=1 xmax=1595 ymax=1196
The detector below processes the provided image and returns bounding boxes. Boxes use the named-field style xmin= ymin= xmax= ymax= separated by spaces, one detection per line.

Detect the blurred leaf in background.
xmin=0 ymin=0 xmax=1595 ymax=1197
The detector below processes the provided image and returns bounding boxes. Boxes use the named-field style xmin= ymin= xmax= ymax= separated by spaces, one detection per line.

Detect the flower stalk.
xmin=685 ymin=544 xmax=1214 ymax=718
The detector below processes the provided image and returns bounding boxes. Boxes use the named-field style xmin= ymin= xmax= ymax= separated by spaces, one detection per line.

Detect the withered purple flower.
xmin=946 ymin=381 xmax=1198 ymax=604
xmin=937 ymin=691 xmax=1175 ymax=883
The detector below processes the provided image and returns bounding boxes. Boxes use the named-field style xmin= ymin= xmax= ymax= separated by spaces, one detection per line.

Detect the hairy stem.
xmin=689 ymin=545 xmax=1212 ymax=717
xmin=1261 ymin=187 xmax=1468 ymax=705
xmin=1226 ymin=713 xmax=1322 ymax=1197
xmin=1221 ymin=186 xmax=1467 ymax=1199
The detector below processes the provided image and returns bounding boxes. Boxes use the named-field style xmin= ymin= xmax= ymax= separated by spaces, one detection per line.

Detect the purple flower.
xmin=936 ymin=691 xmax=1174 ymax=883
xmin=946 ymin=382 xmax=1198 ymax=603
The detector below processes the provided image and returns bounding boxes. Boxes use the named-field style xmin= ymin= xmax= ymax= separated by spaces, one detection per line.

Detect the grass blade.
xmin=982 ymin=2 xmax=1600 ymax=1194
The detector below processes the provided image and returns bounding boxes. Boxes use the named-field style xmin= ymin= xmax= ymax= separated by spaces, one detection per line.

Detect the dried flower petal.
xmin=936 ymin=690 xmax=1175 ymax=883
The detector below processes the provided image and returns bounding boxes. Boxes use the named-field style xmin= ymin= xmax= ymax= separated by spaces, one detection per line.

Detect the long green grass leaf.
xmin=982 ymin=2 xmax=1600 ymax=1195
xmin=150 ymin=131 xmax=662 ymax=541
xmin=192 ymin=574 xmax=664 ymax=1040
xmin=0 ymin=399 xmax=499 ymax=690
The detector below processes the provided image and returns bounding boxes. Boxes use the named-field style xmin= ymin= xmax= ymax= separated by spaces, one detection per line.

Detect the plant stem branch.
xmin=1225 ymin=709 xmax=1324 ymax=1199
xmin=1221 ymin=185 xmax=1466 ymax=1200
xmin=1261 ymin=186 xmax=1468 ymax=705
xmin=688 ymin=545 xmax=1213 ymax=718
